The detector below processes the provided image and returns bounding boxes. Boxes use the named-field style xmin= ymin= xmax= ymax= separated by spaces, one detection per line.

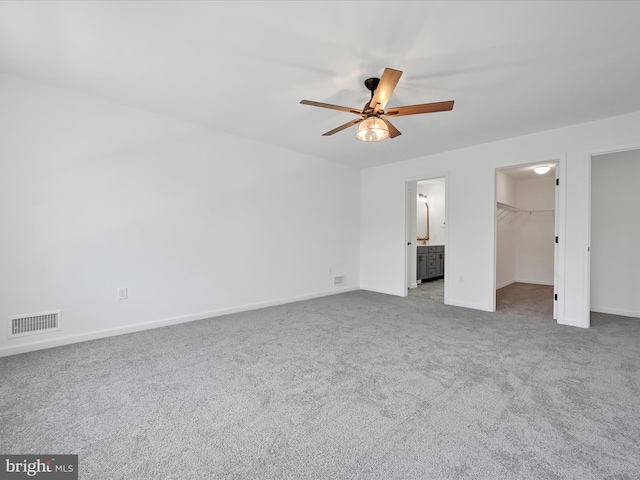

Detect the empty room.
xmin=2 ymin=2 xmax=640 ymax=479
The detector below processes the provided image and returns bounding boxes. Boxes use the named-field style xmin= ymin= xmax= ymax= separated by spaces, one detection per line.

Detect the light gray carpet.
xmin=496 ymin=282 xmax=554 ymax=317
xmin=1 ymin=288 xmax=639 ymax=479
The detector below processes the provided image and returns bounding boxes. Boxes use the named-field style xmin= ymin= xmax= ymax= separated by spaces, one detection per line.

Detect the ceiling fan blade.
xmin=300 ymin=100 xmax=363 ymax=115
xmin=369 ymin=68 xmax=403 ymax=114
xmin=322 ymin=118 xmax=363 ymax=136
xmin=380 ymin=118 xmax=401 ymax=138
xmin=386 ymin=100 xmax=455 ymax=117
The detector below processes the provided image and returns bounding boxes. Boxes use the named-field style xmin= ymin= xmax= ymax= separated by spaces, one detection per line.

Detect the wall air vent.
xmin=333 ymin=275 xmax=346 ymax=286
xmin=9 ymin=310 xmax=61 ymax=338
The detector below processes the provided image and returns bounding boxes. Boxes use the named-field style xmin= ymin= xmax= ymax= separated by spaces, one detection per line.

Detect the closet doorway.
xmin=495 ymin=162 xmax=558 ymax=319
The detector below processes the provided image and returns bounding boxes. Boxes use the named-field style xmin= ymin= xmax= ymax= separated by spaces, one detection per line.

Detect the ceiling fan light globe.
xmin=355 ymin=117 xmax=389 ymax=142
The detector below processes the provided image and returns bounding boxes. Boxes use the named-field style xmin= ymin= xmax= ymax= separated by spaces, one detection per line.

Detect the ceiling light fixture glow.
xmin=534 ymin=166 xmax=551 ymax=175
xmin=355 ymin=117 xmax=389 ymax=142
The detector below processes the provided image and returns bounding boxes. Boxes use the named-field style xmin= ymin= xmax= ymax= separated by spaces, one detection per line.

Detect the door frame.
xmin=404 ymin=173 xmax=449 ymax=302
xmin=493 ymin=154 xmax=565 ymax=321
xmin=585 ymin=142 xmax=640 ymax=327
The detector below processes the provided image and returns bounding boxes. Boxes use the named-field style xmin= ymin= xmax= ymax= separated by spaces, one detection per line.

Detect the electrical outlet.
xmin=118 ymin=287 xmax=128 ymax=300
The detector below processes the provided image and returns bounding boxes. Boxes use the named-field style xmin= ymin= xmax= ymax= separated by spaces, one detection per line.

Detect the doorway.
xmin=590 ymin=149 xmax=640 ymax=320
xmin=406 ymin=177 xmax=447 ymax=304
xmin=495 ymin=162 xmax=558 ymax=318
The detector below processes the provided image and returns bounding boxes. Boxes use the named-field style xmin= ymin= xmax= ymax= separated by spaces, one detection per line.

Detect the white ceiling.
xmin=2 ymin=1 xmax=640 ymax=169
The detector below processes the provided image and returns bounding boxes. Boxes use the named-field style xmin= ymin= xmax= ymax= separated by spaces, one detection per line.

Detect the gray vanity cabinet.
xmin=417 ymin=245 xmax=445 ymax=281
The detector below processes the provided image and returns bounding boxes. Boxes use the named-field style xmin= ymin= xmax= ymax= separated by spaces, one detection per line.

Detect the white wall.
xmin=496 ymin=170 xmax=516 ymax=205
xmin=514 ymin=175 xmax=555 ymax=285
xmin=361 ymin=110 xmax=640 ymax=327
xmin=0 ymin=73 xmax=361 ymax=356
xmin=496 ymin=172 xmax=555 ymax=289
xmin=591 ymin=149 xmax=640 ymax=318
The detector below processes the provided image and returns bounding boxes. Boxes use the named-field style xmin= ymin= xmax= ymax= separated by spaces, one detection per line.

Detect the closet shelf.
xmin=497 ymin=202 xmax=554 ymax=222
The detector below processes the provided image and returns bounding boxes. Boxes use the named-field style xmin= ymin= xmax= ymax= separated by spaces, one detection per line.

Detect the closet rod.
xmin=497 ymin=202 xmax=554 ymax=223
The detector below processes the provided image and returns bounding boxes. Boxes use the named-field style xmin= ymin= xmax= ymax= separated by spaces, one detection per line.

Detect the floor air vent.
xmin=9 ymin=310 xmax=61 ymax=338
xmin=333 ymin=275 xmax=346 ymax=286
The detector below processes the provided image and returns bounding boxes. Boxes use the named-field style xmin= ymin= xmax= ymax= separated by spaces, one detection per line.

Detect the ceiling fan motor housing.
xmin=364 ymin=77 xmax=380 ymax=92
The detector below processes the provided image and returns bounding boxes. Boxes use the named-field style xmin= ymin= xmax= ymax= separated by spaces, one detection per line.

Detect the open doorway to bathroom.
xmin=407 ymin=177 xmax=446 ymax=304
xmin=495 ymin=162 xmax=558 ymax=318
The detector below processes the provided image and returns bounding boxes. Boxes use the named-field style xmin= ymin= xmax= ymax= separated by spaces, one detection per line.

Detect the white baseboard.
xmin=557 ymin=317 xmax=590 ymax=328
xmin=446 ymin=299 xmax=493 ymax=312
xmin=591 ymin=306 xmax=640 ymax=319
xmin=360 ymin=285 xmax=405 ymax=297
xmin=496 ymin=280 xmax=515 ymax=290
xmin=514 ymin=278 xmax=554 ymax=286
xmin=0 ymin=285 xmax=360 ymax=358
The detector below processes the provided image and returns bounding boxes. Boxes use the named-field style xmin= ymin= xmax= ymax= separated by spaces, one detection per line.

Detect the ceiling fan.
xmin=300 ymin=67 xmax=454 ymax=142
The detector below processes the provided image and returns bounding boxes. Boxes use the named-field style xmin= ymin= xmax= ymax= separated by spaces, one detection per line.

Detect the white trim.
xmin=514 ymin=279 xmax=554 ymax=286
xmin=497 ymin=280 xmax=553 ymax=289
xmin=591 ymin=306 xmax=640 ymax=319
xmin=496 ymin=280 xmax=516 ymax=290
xmin=556 ymin=154 xmax=568 ymax=325
xmin=584 ymin=150 xmax=593 ymax=328
xmin=404 ymin=171 xmax=451 ymax=183
xmin=556 ymin=318 xmax=589 ymax=329
xmin=586 ymin=142 xmax=640 ymax=157
xmin=403 ymin=172 xmax=450 ymax=305
xmin=403 ymin=181 xmax=413 ymax=297
xmin=493 ymin=153 xmax=566 ymax=322
xmin=360 ymin=285 xmax=404 ymax=297
xmin=587 ymin=142 xmax=640 ymax=328
xmin=447 ymin=299 xmax=493 ymax=312
xmin=494 ymin=153 xmax=566 ymax=172
xmin=0 ymin=286 xmax=359 ymax=358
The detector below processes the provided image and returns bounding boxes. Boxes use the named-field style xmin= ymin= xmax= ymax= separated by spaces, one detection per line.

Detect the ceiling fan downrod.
xmin=364 ymin=77 xmax=380 ymax=100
